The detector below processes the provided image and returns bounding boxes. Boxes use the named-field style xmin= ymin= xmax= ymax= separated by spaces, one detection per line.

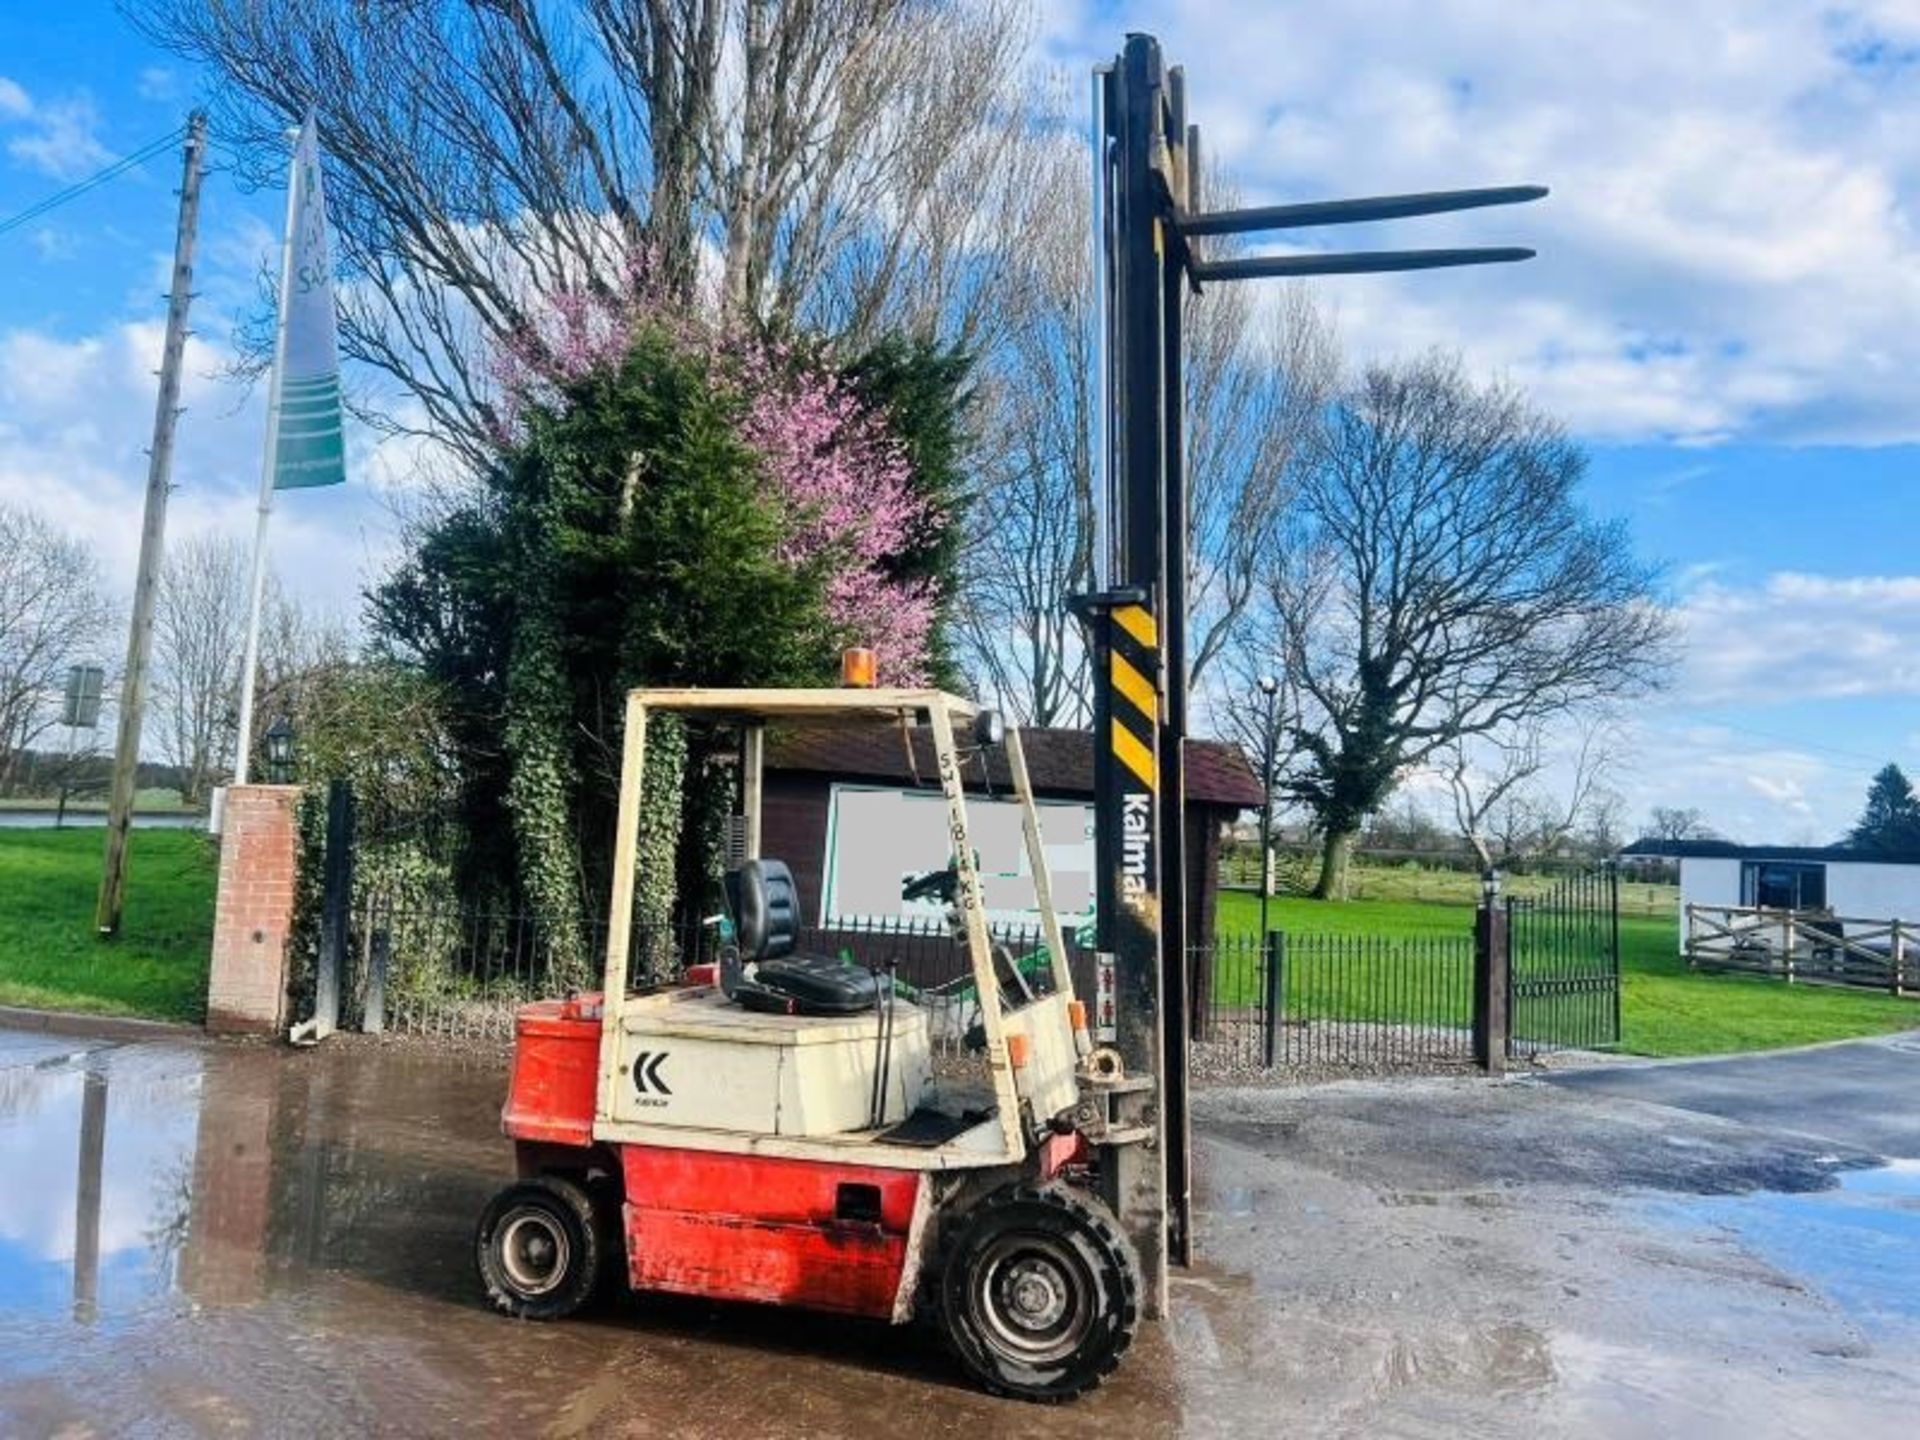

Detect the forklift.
xmin=474 ymin=31 xmax=1543 ymax=1402
xmin=478 ymin=681 xmax=1152 ymax=1400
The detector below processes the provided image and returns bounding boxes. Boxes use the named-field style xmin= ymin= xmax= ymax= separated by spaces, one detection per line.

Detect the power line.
xmin=0 ymin=125 xmax=189 ymax=241
xmin=1707 ymin=719 xmax=1892 ymax=768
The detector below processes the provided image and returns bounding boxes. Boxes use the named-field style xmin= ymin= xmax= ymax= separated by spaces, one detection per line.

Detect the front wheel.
xmin=940 ymin=1183 xmax=1141 ymax=1402
xmin=475 ymin=1175 xmax=605 ymax=1320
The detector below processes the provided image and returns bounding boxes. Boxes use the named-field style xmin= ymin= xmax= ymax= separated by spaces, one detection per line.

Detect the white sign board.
xmin=821 ymin=783 xmax=1095 ymax=930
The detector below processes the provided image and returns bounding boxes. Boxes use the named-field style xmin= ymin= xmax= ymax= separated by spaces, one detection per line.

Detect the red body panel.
xmin=501 ymin=996 xmax=930 ymax=1320
xmin=621 ymin=1147 xmax=922 ymax=1318
xmin=502 ymin=997 xmax=601 ymax=1147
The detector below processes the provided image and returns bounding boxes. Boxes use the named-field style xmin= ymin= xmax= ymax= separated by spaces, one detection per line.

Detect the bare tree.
xmin=1441 ymin=717 xmax=1617 ymax=869
xmin=1365 ymin=792 xmax=1447 ymax=854
xmin=953 ymin=129 xmax=1094 ymax=725
xmin=1645 ymin=805 xmax=1716 ymax=844
xmin=957 ymin=138 xmax=1334 ymax=723
xmin=153 ymin=533 xmax=249 ymax=806
xmin=1184 ymin=284 xmax=1335 ymax=688
xmin=1269 ymin=353 xmax=1675 ymax=898
xmin=251 ymin=585 xmax=352 ymax=739
xmin=0 ymin=503 xmax=113 ymax=794
xmin=138 ymin=0 xmax=1038 ymax=467
xmin=1579 ymin=786 xmax=1627 ymax=858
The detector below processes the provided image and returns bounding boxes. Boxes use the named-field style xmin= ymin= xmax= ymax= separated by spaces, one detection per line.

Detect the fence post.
xmin=315 ymin=778 xmax=355 ymax=1039
xmin=364 ymin=925 xmax=389 ymax=1033
xmin=1473 ymin=872 xmax=1508 ymax=1075
xmin=1262 ymin=931 xmax=1284 ymax=1068
xmin=1609 ymin=861 xmax=1622 ymax=1046
xmin=1893 ymin=920 xmax=1906 ymax=999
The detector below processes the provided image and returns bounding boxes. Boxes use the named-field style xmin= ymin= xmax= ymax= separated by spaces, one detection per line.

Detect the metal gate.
xmin=1505 ymin=864 xmax=1621 ymax=1056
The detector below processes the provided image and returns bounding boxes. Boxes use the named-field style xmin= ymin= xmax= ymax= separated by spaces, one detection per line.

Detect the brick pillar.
xmin=206 ymin=784 xmax=301 ymax=1035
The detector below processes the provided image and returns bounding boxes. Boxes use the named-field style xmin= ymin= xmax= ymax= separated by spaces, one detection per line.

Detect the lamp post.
xmin=264 ymin=716 xmax=296 ymax=785
xmin=1255 ymin=676 xmax=1281 ymax=943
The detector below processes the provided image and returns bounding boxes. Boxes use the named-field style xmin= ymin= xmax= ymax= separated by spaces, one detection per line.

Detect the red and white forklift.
xmin=471 ymin=30 xmax=1542 ymax=1404
xmin=477 ymin=683 xmax=1153 ymax=1401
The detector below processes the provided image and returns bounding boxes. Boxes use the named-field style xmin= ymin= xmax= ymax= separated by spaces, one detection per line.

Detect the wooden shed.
xmin=760 ymin=724 xmax=1262 ymax=957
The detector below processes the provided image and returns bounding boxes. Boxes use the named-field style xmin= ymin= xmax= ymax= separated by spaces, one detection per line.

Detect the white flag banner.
xmin=270 ymin=116 xmax=345 ymax=490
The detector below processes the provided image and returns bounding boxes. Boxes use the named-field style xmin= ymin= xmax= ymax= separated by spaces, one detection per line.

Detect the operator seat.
xmin=723 ymin=859 xmax=880 ymax=1017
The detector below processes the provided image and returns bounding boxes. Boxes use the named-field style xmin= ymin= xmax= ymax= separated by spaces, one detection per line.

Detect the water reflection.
xmin=0 ymin=1032 xmax=503 ymax=1338
xmin=0 ymin=1042 xmax=200 ymax=1332
xmin=1651 ymin=1160 xmax=1920 ymax=1336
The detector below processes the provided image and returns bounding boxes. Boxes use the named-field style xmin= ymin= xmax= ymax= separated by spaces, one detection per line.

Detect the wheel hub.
xmin=498 ymin=1209 xmax=570 ymax=1297
xmin=1006 ymin=1260 xmax=1069 ymax=1330
xmin=975 ymin=1233 xmax=1093 ymax=1364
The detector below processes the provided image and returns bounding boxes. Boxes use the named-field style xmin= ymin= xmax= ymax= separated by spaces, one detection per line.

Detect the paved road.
xmin=1548 ymin=1031 xmax=1920 ymax=1158
xmin=5 ymin=1024 xmax=1919 ymax=1437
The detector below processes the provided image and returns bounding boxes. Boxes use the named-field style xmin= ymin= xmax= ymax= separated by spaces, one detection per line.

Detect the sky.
xmin=1 ymin=0 xmax=1916 ymax=844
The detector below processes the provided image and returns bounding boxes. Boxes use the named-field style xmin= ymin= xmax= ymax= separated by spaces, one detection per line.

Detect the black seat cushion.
xmin=730 ymin=859 xmax=801 ymax=962
xmin=736 ymin=955 xmax=879 ymax=1016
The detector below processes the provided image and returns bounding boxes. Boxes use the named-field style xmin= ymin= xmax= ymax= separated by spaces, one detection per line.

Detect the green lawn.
xmin=0 ymin=829 xmax=215 ymax=1023
xmin=1217 ymin=888 xmax=1920 ymax=1057
xmin=1220 ymin=852 xmax=1678 ymax=918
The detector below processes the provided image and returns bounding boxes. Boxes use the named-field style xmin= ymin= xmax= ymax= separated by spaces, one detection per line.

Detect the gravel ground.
xmin=1189 ymin=1019 xmax=1625 ymax=1087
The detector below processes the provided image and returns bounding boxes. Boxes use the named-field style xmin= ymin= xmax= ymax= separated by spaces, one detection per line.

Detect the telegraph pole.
xmin=97 ymin=112 xmax=208 ymax=937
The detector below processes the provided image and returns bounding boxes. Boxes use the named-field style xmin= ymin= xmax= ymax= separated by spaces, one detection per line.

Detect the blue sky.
xmin=1 ymin=0 xmax=1916 ymax=843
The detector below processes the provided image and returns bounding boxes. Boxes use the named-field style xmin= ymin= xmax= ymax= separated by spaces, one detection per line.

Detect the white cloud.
xmin=1387 ymin=566 xmax=1918 ymax=841
xmin=4 ymin=90 xmax=112 ymax=180
xmin=29 ymin=226 xmax=74 ymax=261
xmin=1608 ymin=720 xmax=1847 ymax=843
xmin=0 ymin=76 xmax=30 ymax=120
xmin=137 ymin=68 xmax=180 ymax=103
xmin=1049 ymin=2 xmax=1920 ymax=446
xmin=0 ymin=313 xmax=404 ymax=660
xmin=1676 ymin=573 xmax=1920 ymax=706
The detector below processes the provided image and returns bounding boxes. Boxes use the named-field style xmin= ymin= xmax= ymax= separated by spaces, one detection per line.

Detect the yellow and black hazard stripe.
xmin=1107 ymin=602 xmax=1159 ymax=790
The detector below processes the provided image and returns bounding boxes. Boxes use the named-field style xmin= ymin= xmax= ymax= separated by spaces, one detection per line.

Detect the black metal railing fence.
xmin=1506 ymin=864 xmax=1622 ymax=1056
xmin=1196 ymin=930 xmax=1477 ymax=1075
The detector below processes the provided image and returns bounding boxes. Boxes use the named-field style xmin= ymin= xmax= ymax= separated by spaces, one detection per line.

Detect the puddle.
xmin=0 ymin=1043 xmax=200 ymax=1335
xmin=0 ymin=1031 xmax=505 ymax=1349
xmin=1651 ymin=1160 xmax=1920 ymax=1333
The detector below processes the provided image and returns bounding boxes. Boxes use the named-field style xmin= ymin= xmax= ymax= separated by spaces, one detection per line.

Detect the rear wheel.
xmin=940 ymin=1184 xmax=1140 ymax=1402
xmin=475 ymin=1175 xmax=604 ymax=1320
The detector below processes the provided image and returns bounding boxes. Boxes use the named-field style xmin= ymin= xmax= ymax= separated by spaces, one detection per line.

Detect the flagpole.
xmin=232 ymin=130 xmax=302 ymax=787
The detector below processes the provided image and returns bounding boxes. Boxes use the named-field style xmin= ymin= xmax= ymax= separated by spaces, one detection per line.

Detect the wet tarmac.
xmin=3 ymin=1025 xmax=1918 ymax=1437
xmin=1550 ymin=1031 xmax=1920 ymax=1158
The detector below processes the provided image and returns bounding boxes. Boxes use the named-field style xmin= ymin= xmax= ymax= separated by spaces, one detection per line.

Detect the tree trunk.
xmin=1312 ymin=827 xmax=1355 ymax=900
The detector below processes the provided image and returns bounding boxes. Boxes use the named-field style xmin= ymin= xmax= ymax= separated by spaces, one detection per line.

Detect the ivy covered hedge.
xmin=368 ymin=317 xmax=971 ymax=984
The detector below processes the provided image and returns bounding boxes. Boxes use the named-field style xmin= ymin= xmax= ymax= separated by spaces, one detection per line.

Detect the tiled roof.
xmin=767 ymin=724 xmax=1263 ymax=809
xmin=1619 ymin=838 xmax=1920 ymax=865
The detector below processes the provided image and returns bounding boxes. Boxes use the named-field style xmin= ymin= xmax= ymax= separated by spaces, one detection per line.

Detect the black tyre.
xmin=475 ymin=1176 xmax=604 ymax=1320
xmin=940 ymin=1183 xmax=1141 ymax=1402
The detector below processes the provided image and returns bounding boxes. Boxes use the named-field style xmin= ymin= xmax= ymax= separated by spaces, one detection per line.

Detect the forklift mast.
xmin=1079 ymin=33 xmax=1545 ymax=1315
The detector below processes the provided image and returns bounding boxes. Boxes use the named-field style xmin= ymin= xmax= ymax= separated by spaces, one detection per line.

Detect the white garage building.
xmin=1622 ymin=839 xmax=1920 ymax=954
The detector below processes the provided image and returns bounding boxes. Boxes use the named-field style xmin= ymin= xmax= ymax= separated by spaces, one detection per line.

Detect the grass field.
xmin=1221 ymin=853 xmax=1679 ymax=917
xmin=0 ymin=828 xmax=215 ymax=1022
xmin=0 ymin=827 xmax=1913 ymax=1055
xmin=1217 ymin=887 xmax=1920 ymax=1057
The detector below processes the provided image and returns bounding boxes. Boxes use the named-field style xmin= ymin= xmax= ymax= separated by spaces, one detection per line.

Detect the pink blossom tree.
xmin=731 ymin=345 xmax=936 ymax=685
xmin=490 ymin=275 xmax=938 ymax=683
